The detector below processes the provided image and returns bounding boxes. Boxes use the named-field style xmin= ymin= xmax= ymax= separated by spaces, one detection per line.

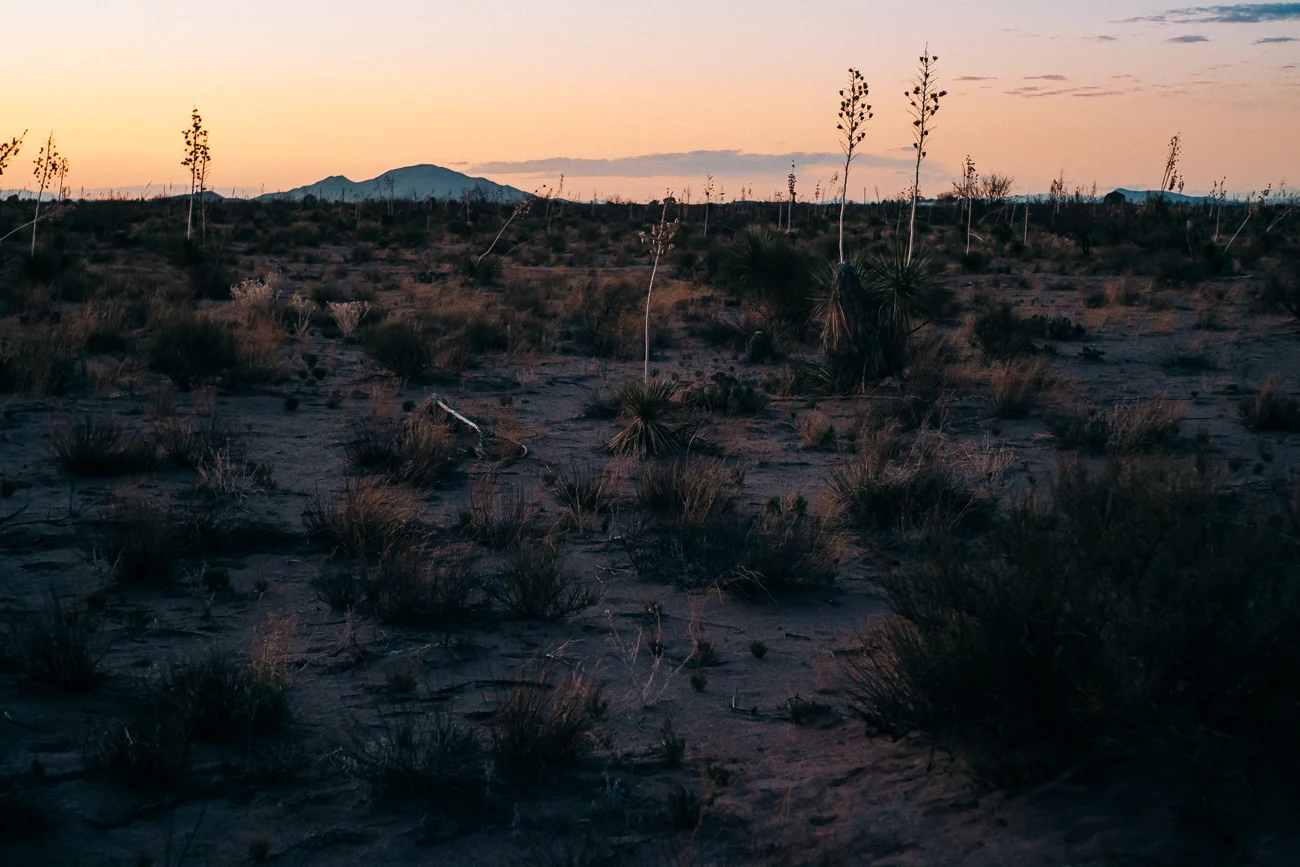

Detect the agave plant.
xmin=608 ymin=378 xmax=680 ymax=456
xmin=815 ymin=246 xmax=947 ymax=390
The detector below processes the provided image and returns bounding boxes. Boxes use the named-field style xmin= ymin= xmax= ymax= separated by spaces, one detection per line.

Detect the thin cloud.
xmin=467 ymin=150 xmax=916 ymax=178
xmin=1122 ymin=4 xmax=1300 ymax=24
xmin=955 ymin=75 xmax=997 ymax=81
xmin=1168 ymin=34 xmax=1212 ymax=40
xmin=1255 ymin=34 xmax=1298 ymax=40
xmin=1088 ymin=35 xmax=1121 ymax=41
xmin=1024 ymin=74 xmax=1069 ymax=80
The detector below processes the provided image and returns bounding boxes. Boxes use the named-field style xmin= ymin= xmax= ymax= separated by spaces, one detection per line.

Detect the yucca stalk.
xmin=836 ymin=68 xmax=872 ymax=265
xmin=30 ymin=131 xmax=68 ymax=255
xmin=905 ymin=47 xmax=947 ymax=265
xmin=181 ymin=108 xmax=210 ymax=243
xmin=639 ymin=197 xmax=680 ymax=381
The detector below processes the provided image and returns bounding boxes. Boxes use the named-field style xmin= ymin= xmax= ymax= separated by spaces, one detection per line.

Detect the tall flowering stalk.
xmin=905 ymin=46 xmax=946 ymax=264
xmin=836 ymin=68 xmax=872 ymax=264
xmin=639 ymin=196 xmax=680 ymax=381
xmin=181 ymin=109 xmax=210 ymax=242
xmin=31 ymin=132 xmax=68 ymax=255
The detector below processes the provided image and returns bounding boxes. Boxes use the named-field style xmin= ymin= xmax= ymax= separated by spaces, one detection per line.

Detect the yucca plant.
xmin=608 ymin=378 xmax=680 ymax=456
xmin=816 ymin=246 xmax=946 ymax=389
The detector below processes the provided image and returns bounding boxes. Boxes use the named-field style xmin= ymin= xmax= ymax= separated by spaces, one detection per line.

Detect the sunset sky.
xmin=2 ymin=1 xmax=1297 ymax=201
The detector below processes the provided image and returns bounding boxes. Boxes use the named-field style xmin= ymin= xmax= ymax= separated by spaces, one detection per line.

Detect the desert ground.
xmin=2 ymin=192 xmax=1299 ymax=865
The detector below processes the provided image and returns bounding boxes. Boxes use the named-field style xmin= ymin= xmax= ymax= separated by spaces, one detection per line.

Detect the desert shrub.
xmin=0 ymin=322 xmax=81 ymax=396
xmin=153 ymin=633 xmax=293 ymax=743
xmin=8 ymin=589 xmax=104 ymax=691
xmin=680 ymin=372 xmax=768 ymax=415
xmin=1239 ymin=378 xmax=1300 ymax=432
xmin=316 ymin=541 xmax=479 ymax=627
xmin=1024 ymin=313 xmax=1085 ymax=341
xmin=609 ymin=378 xmax=681 ymax=456
xmin=231 ymin=319 xmax=288 ymax=385
xmin=826 ymin=434 xmax=991 ymax=537
xmin=95 ymin=489 xmax=187 ymax=583
xmin=573 ymin=278 xmax=641 ymax=358
xmin=90 ymin=719 xmax=190 ymax=791
xmin=726 ymin=495 xmax=841 ymax=595
xmin=148 ymin=316 xmax=237 ymax=390
xmin=548 ymin=460 xmax=617 ymax=530
xmin=638 ymin=458 xmax=737 ymax=528
xmin=967 ymin=298 xmax=1036 ymax=359
xmin=1046 ymin=397 xmax=1182 ymax=455
xmin=795 ymin=409 xmax=835 ymax=448
xmin=490 ymin=665 xmax=603 ymax=778
xmin=343 ymin=709 xmax=483 ymax=800
xmin=987 ymin=360 xmax=1054 ymax=419
xmin=397 ymin=411 xmax=457 ymax=484
xmin=1258 ymin=264 xmax=1300 ymax=319
xmin=363 ymin=319 xmax=432 ymax=380
xmin=462 ymin=477 xmax=541 ymax=549
xmin=47 ymin=416 xmax=156 ymax=476
xmin=492 ymin=539 xmax=600 ymax=621
xmin=845 ymin=456 xmax=1300 ymax=781
xmin=455 ymin=253 xmax=502 ymax=286
xmin=303 ymin=478 xmax=421 ymax=557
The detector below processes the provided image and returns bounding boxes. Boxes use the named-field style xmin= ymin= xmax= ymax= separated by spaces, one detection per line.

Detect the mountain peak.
xmin=259 ymin=164 xmax=527 ymax=203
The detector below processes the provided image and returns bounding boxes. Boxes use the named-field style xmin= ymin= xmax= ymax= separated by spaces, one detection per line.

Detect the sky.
xmin=1 ymin=1 xmax=1297 ymax=200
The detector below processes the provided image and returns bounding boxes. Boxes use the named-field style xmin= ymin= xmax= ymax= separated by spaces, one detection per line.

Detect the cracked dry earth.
xmin=3 ymin=266 xmax=1300 ymax=866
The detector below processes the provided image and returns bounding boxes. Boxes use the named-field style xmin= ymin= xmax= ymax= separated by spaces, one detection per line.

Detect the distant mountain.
xmin=1107 ymin=188 xmax=1220 ymax=205
xmin=257 ymin=164 xmax=528 ymax=203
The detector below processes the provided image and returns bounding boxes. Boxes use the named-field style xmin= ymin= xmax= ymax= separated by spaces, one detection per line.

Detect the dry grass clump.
xmin=609 ymin=378 xmax=681 ymax=456
xmin=492 ymin=538 xmax=600 ymax=621
xmin=637 ymin=458 xmax=738 ymax=528
xmin=315 ymin=541 xmax=480 ymax=627
xmin=795 ymin=409 xmax=836 ymax=448
xmin=987 ymin=360 xmax=1056 ymax=419
xmin=547 ymin=460 xmax=618 ymax=530
xmin=343 ymin=709 xmax=483 ymax=801
xmin=966 ymin=298 xmax=1036 ymax=359
xmin=490 ymin=665 xmax=604 ymax=778
xmin=1239 ymin=378 xmax=1300 ymax=432
xmin=0 ymin=320 xmax=82 ymax=396
xmin=725 ymin=494 xmax=842 ymax=595
xmin=845 ymin=455 xmax=1300 ymax=782
xmin=363 ymin=319 xmax=432 ymax=380
xmin=152 ymin=625 xmax=294 ymax=743
xmin=47 ymin=415 xmax=156 ymax=476
xmin=7 ymin=588 xmax=104 ymax=691
xmin=232 ymin=318 xmax=288 ymax=385
xmin=303 ymin=478 xmax=422 ymax=558
xmin=827 ymin=432 xmax=990 ymax=536
xmin=1046 ymin=397 xmax=1183 ymax=455
xmin=147 ymin=315 xmax=237 ymax=390
xmin=346 ymin=408 xmax=457 ymax=485
xmin=462 ymin=477 xmax=541 ymax=549
xmin=95 ymin=487 xmax=188 ymax=584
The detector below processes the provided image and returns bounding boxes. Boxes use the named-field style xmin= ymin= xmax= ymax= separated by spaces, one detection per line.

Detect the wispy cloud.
xmin=1168 ymin=33 xmax=1212 ymax=40
xmin=1024 ymin=74 xmax=1069 ymax=80
xmin=955 ymin=75 xmax=997 ymax=81
xmin=1088 ymin=35 xmax=1121 ymax=41
xmin=467 ymin=150 xmax=916 ymax=178
xmin=1255 ymin=34 xmax=1298 ymax=40
xmin=1123 ymin=4 xmax=1300 ymax=24
xmin=1005 ymin=83 xmax=1127 ymax=98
